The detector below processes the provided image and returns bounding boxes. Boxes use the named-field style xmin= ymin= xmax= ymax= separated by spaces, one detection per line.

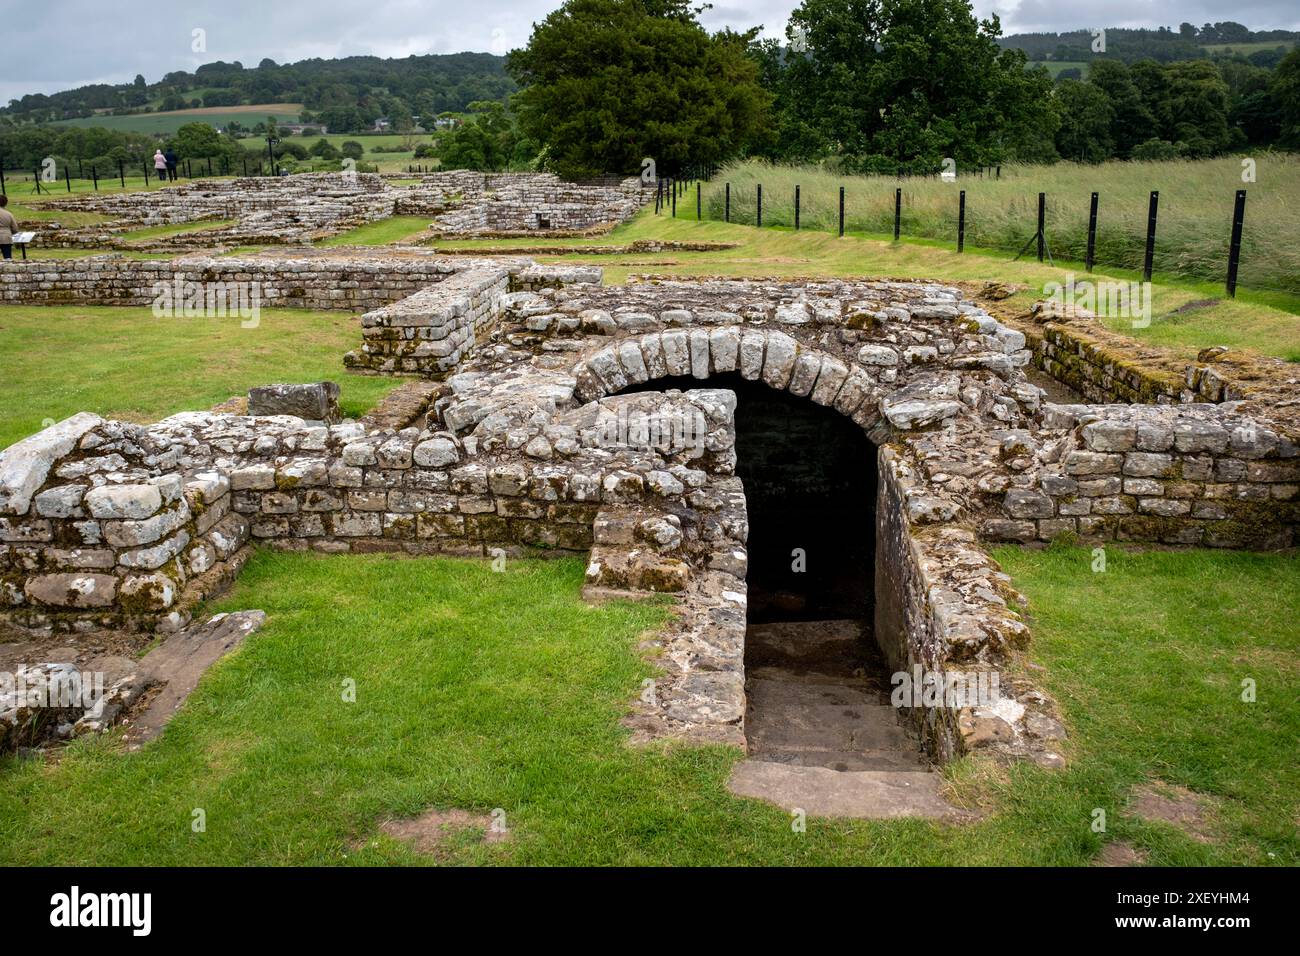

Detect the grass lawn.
xmin=318 ymin=215 xmax=434 ymax=246
xmin=0 ymin=546 xmax=1294 ymax=866
xmin=436 ymin=209 xmax=1300 ymax=362
xmin=117 ymin=219 xmax=238 ymax=241
xmin=0 ymin=305 xmax=405 ymax=448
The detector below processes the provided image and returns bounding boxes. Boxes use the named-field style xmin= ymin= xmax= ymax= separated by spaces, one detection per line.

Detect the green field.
xmin=1202 ymin=41 xmax=1296 ymax=55
xmin=1041 ymin=61 xmax=1089 ymax=77
xmin=318 ymin=215 xmax=434 ymax=246
xmin=0 ymin=545 xmax=1293 ymax=866
xmin=56 ymin=104 xmax=303 ymax=135
xmin=237 ymin=132 xmax=439 ymax=173
xmin=0 ymin=305 xmax=403 ymax=448
xmin=700 ymin=156 xmax=1300 ymax=295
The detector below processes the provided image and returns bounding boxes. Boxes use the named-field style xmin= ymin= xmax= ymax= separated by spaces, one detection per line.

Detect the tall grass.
xmin=702 ymin=155 xmax=1300 ymax=294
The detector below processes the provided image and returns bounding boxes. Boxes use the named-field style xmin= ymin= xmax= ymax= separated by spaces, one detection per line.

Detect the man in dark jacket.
xmin=164 ymin=149 xmax=178 ymax=181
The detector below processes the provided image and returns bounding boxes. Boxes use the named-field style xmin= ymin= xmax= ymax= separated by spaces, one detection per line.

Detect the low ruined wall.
xmin=0 ymin=387 xmax=734 ymax=634
xmin=1027 ymin=325 xmax=1185 ymax=403
xmin=1026 ymin=319 xmax=1245 ymax=406
xmin=987 ymin=403 xmax=1299 ymax=548
xmin=874 ymin=448 xmax=1060 ymax=765
xmin=34 ymin=173 xmax=396 ymax=247
xmin=0 ymin=255 xmax=464 ymax=312
xmin=0 ymin=414 xmax=250 ymax=632
xmin=344 ymin=263 xmax=602 ymax=375
xmin=425 ymin=174 xmax=650 ymax=235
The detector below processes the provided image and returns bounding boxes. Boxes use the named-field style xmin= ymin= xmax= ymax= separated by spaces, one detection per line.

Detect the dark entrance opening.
xmin=622 ymin=373 xmax=875 ymax=621
xmin=621 ymin=373 xmax=925 ymax=771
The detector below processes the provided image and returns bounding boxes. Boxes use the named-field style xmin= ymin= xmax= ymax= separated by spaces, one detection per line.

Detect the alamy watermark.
xmin=592 ymin=404 xmax=706 ymax=455
xmin=1 ymin=668 xmax=104 ymax=709
xmin=152 ymin=274 xmax=261 ymax=328
xmin=890 ymin=665 xmax=1001 ymax=709
xmin=1043 ymin=273 xmax=1153 ymax=328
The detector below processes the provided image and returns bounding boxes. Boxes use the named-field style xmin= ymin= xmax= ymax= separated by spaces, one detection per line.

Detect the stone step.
xmin=726 ymin=760 xmax=970 ymax=820
xmin=746 ymin=703 xmax=919 ymax=752
xmin=753 ymin=747 xmax=927 ymax=772
xmin=746 ymin=675 xmax=883 ymax=710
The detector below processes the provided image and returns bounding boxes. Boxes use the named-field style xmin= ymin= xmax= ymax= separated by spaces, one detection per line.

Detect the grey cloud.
xmin=4 ymin=0 xmax=1297 ymax=103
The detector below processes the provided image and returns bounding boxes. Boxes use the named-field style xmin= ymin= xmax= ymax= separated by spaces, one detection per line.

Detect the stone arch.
xmin=573 ymin=326 xmax=897 ymax=442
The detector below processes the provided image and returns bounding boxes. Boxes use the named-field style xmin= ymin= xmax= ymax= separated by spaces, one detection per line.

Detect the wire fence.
xmin=654 ymin=158 xmax=1300 ymax=299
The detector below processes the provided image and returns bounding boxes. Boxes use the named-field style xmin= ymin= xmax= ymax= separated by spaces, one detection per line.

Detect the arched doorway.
xmin=619 ymin=372 xmax=925 ymax=771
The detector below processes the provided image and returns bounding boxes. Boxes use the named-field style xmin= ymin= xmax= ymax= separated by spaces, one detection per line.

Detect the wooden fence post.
xmin=894 ymin=188 xmax=901 ymax=240
xmin=838 ymin=186 xmax=844 ymax=237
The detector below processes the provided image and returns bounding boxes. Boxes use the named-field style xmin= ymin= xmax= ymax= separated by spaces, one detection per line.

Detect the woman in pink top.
xmin=153 ymin=149 xmax=167 ymax=182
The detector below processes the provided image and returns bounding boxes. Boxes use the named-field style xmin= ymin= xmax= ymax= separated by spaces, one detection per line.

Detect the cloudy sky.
xmin=5 ymin=0 xmax=1298 ymax=103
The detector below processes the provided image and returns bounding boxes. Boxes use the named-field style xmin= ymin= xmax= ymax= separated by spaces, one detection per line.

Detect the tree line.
xmin=1 ymin=53 xmax=514 ymax=131
xmin=500 ymin=0 xmax=1300 ymax=177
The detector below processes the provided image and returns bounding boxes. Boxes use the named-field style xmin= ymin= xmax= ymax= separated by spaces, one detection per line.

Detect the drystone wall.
xmin=1021 ymin=304 xmax=1256 ymax=406
xmin=34 ymin=174 xmax=396 ymax=248
xmin=422 ymin=174 xmax=651 ymax=235
xmin=28 ymin=171 xmax=652 ymax=251
xmin=4 ymin=265 xmax=1296 ymax=767
xmin=0 ymin=253 xmax=506 ymax=312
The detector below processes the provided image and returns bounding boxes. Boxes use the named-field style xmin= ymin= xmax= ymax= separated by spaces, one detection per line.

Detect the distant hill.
xmin=1 ymin=52 xmax=515 ymax=132
xmin=1000 ymin=23 xmax=1299 ymax=69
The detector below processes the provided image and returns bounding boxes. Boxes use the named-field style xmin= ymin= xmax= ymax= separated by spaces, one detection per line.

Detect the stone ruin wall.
xmin=29 ymin=172 xmax=653 ymax=250
xmin=2 ymin=257 xmax=1296 ymax=765
xmin=1 ymin=254 xmax=481 ymax=312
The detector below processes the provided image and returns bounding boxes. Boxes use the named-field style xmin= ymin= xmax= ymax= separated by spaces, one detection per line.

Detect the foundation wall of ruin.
xmin=343 ymin=263 xmax=602 ymax=375
xmin=1026 ymin=325 xmax=1234 ymax=405
xmin=0 ymin=255 xmax=464 ymax=311
xmin=987 ymin=403 xmax=1299 ymax=549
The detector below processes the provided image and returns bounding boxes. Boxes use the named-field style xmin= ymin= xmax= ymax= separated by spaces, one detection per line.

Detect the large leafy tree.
xmin=1272 ymin=48 xmax=1300 ymax=148
xmin=1053 ymin=79 xmax=1115 ymax=163
xmin=438 ymin=101 xmax=539 ymax=171
xmin=506 ymin=0 xmax=772 ymax=177
xmin=1086 ymin=61 xmax=1156 ymax=158
xmin=759 ymin=0 xmax=1058 ymax=171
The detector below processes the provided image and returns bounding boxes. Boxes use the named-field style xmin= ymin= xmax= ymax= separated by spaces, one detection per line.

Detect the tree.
xmin=438 ymin=101 xmax=538 ymax=171
xmin=1273 ymin=48 xmax=1300 ymax=148
xmin=507 ymin=0 xmax=772 ymax=177
xmin=1087 ymin=61 xmax=1155 ymax=158
xmin=1053 ymin=80 xmax=1114 ymax=162
xmin=340 ymin=140 xmax=365 ymax=160
xmin=170 ymin=122 xmax=224 ymax=157
xmin=309 ymin=137 xmax=341 ymax=159
xmin=758 ymin=0 xmax=1059 ymax=170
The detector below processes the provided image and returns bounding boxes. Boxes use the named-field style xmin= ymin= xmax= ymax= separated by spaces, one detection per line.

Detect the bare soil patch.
xmin=1128 ymin=781 xmax=1219 ymax=844
xmin=375 ymin=808 xmax=510 ymax=857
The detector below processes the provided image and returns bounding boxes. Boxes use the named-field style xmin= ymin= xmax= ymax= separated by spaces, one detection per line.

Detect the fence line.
xmin=700 ymin=178 xmax=1254 ymax=298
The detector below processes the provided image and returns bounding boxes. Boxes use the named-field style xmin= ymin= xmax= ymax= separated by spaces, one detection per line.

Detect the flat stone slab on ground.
xmin=727 ymin=760 xmax=971 ymax=820
xmin=123 ymin=610 xmax=265 ymax=747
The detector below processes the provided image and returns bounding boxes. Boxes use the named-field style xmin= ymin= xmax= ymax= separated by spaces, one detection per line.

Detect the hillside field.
xmin=55 ymin=104 xmax=303 ymax=134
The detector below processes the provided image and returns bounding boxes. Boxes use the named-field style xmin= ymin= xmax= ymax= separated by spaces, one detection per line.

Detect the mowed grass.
xmin=440 ymin=209 xmax=1300 ymax=361
xmin=318 ymin=215 xmax=434 ymax=246
xmin=117 ymin=219 xmax=238 ymax=241
xmin=0 ymin=547 xmax=1294 ymax=866
xmin=707 ymin=156 xmax=1300 ymax=295
xmin=0 ymin=305 xmax=404 ymax=448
